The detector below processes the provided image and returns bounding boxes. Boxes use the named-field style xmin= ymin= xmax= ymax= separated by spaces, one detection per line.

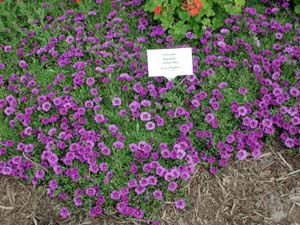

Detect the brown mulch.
xmin=1 ymin=144 xmax=300 ymax=225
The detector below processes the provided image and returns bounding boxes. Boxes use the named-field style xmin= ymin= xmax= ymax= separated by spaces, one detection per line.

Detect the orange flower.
xmin=189 ymin=7 xmax=199 ymax=16
xmin=154 ymin=5 xmax=162 ymax=16
xmin=76 ymin=0 xmax=80 ymax=2
xmin=186 ymin=0 xmax=202 ymax=16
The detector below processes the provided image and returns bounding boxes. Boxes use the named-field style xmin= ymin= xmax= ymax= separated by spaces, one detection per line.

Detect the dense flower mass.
xmin=0 ymin=0 xmax=299 ymax=224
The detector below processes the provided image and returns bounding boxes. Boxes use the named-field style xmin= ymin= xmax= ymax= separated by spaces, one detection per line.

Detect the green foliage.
xmin=295 ymin=5 xmax=300 ymax=14
xmin=143 ymin=0 xmax=246 ymax=40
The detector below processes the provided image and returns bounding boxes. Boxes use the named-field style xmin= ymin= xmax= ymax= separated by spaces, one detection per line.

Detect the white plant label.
xmin=147 ymin=48 xmax=193 ymax=80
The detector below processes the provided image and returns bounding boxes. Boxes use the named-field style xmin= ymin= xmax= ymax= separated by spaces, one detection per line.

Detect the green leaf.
xmin=212 ymin=17 xmax=224 ymax=30
xmin=177 ymin=10 xmax=190 ymax=22
xmin=172 ymin=21 xmax=189 ymax=35
xmin=295 ymin=5 xmax=300 ymax=14
xmin=161 ymin=11 xmax=174 ymax=29
xmin=224 ymin=4 xmax=242 ymax=15
xmin=170 ymin=0 xmax=181 ymax=7
xmin=201 ymin=3 xmax=215 ymax=17
xmin=202 ymin=18 xmax=212 ymax=27
xmin=234 ymin=0 xmax=245 ymax=6
xmin=193 ymin=26 xmax=205 ymax=39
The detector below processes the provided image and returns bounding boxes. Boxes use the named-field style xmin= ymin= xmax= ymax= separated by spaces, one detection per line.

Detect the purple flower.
xmin=244 ymin=7 xmax=257 ymax=15
xmin=59 ymin=207 xmax=70 ymax=219
xmin=218 ymin=82 xmax=228 ymax=89
xmin=145 ymin=121 xmax=155 ymax=130
xmin=284 ymin=138 xmax=294 ymax=148
xmin=86 ymin=77 xmax=95 ymax=86
xmin=152 ymin=190 xmax=163 ymax=200
xmin=147 ymin=176 xmax=157 ymax=186
xmin=175 ymin=199 xmax=186 ymax=209
xmin=1 ymin=166 xmax=12 ymax=175
xmin=237 ymin=149 xmax=248 ymax=160
xmin=185 ymin=31 xmax=194 ymax=39
xmin=127 ymin=179 xmax=137 ymax=188
xmin=262 ymin=118 xmax=273 ymax=128
xmin=113 ymin=141 xmax=124 ymax=149
xmin=86 ymin=186 xmax=96 ymax=197
xmin=34 ymin=169 xmax=45 ymax=179
xmin=135 ymin=186 xmax=146 ymax=195
xmin=73 ymin=196 xmax=83 ymax=206
xmin=273 ymin=43 xmax=281 ymax=50
xmin=0 ymin=63 xmax=5 ymax=70
xmin=237 ymin=106 xmax=247 ymax=117
xmin=49 ymin=179 xmax=58 ymax=190
xmin=140 ymin=112 xmax=151 ymax=121
xmin=168 ymin=182 xmax=177 ymax=192
xmin=110 ymin=190 xmax=121 ymax=200
xmin=94 ymin=114 xmax=107 ymax=123
xmin=205 ymin=113 xmax=215 ymax=123
xmin=112 ymin=97 xmax=122 ymax=107
xmin=209 ymin=166 xmax=219 ymax=175
xmin=66 ymin=35 xmax=74 ymax=43
xmin=18 ymin=60 xmax=28 ymax=69
xmin=290 ymin=87 xmax=300 ymax=97
xmin=133 ymin=208 xmax=144 ymax=219
xmin=139 ymin=177 xmax=149 ymax=187
xmin=99 ymin=162 xmax=108 ymax=171
xmin=41 ymin=101 xmax=51 ymax=112
xmin=4 ymin=45 xmax=12 ymax=52
xmin=275 ymin=32 xmax=283 ymax=40
xmin=238 ymin=87 xmax=248 ymax=95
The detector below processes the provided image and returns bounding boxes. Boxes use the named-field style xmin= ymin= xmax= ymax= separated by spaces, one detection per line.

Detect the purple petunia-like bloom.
xmin=113 ymin=141 xmax=124 ymax=149
xmin=152 ymin=190 xmax=163 ymax=200
xmin=168 ymin=182 xmax=177 ymax=192
xmin=112 ymin=97 xmax=122 ymax=107
xmin=59 ymin=207 xmax=71 ymax=219
xmin=237 ymin=106 xmax=247 ymax=117
xmin=175 ymin=199 xmax=186 ymax=209
xmin=110 ymin=190 xmax=121 ymax=200
xmin=94 ymin=113 xmax=107 ymax=123
xmin=140 ymin=112 xmax=151 ymax=121
xmin=41 ymin=101 xmax=51 ymax=112
xmin=35 ymin=169 xmax=45 ymax=179
xmin=4 ymin=45 xmax=12 ymax=52
xmin=85 ymin=187 xmax=96 ymax=197
xmin=66 ymin=35 xmax=74 ymax=43
xmin=145 ymin=121 xmax=155 ymax=130
xmin=238 ymin=87 xmax=248 ymax=95
xmin=237 ymin=149 xmax=248 ymax=160
xmin=18 ymin=60 xmax=28 ymax=69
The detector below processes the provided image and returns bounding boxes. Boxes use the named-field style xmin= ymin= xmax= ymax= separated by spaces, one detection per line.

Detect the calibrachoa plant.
xmin=0 ymin=0 xmax=299 ymax=224
xmin=143 ymin=0 xmax=246 ymax=40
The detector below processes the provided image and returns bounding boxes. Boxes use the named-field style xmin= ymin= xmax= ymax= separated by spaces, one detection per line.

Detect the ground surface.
xmin=1 ymin=143 xmax=300 ymax=225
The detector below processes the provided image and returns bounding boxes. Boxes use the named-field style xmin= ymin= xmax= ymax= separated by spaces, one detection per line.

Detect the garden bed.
xmin=0 ymin=0 xmax=300 ymax=224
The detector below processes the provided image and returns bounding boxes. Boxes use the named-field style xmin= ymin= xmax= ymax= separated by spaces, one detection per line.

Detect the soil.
xmin=1 ymin=143 xmax=300 ymax=225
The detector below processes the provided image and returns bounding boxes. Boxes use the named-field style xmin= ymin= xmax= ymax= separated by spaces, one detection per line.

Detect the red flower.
xmin=189 ymin=0 xmax=203 ymax=16
xmin=154 ymin=5 xmax=162 ymax=16
xmin=181 ymin=0 xmax=202 ymax=16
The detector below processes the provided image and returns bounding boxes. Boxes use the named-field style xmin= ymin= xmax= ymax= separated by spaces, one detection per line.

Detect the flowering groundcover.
xmin=0 ymin=0 xmax=300 ymax=224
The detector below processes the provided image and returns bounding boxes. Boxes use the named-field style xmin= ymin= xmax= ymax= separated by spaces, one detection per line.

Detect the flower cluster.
xmin=0 ymin=0 xmax=299 ymax=224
